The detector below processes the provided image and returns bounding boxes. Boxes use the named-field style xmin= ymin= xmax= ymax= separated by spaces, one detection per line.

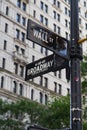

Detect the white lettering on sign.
xmin=33 ymin=29 xmax=54 ymax=44
xmin=27 ymin=60 xmax=53 ymax=76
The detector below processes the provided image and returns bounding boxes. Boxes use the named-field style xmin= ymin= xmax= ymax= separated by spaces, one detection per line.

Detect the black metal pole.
xmin=70 ymin=0 xmax=82 ymax=130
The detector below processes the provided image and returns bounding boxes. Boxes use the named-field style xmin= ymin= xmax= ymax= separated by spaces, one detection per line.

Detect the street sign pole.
xmin=70 ymin=0 xmax=82 ymax=130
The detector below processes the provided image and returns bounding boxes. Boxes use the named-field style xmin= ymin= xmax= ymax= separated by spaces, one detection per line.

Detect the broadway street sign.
xmin=27 ymin=19 xmax=69 ymax=59
xmin=25 ymin=54 xmax=68 ymax=80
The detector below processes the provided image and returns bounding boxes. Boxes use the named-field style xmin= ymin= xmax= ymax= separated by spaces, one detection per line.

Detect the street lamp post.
xmin=70 ymin=0 xmax=83 ymax=130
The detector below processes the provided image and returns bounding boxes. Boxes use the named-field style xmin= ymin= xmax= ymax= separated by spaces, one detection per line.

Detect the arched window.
xmin=13 ymin=81 xmax=17 ymax=93
xmin=19 ymin=84 xmax=23 ymax=96
xmin=45 ymin=94 xmax=48 ymax=105
xmin=39 ymin=92 xmax=43 ymax=103
xmin=6 ymin=6 xmax=9 ymax=15
xmin=31 ymin=89 xmax=34 ymax=100
xmin=1 ymin=76 xmax=4 ymax=88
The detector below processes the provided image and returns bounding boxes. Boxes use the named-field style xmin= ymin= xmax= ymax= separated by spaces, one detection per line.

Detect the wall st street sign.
xmin=27 ymin=19 xmax=69 ymax=59
xmin=25 ymin=54 xmax=68 ymax=80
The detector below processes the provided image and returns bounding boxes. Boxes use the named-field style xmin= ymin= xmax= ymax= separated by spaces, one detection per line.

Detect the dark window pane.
xmin=16 ymin=13 xmax=20 ymax=23
xmin=17 ymin=0 xmax=21 ymax=8
xmin=2 ymin=58 xmax=5 ymax=68
xmin=13 ymin=81 xmax=17 ymax=93
xmin=6 ymin=6 xmax=9 ymax=15
xmin=14 ymin=62 xmax=18 ymax=74
xmin=22 ymin=17 xmax=26 ymax=26
xmin=5 ymin=23 xmax=8 ymax=33
xmin=19 ymin=84 xmax=23 ymax=96
xmin=22 ymin=2 xmax=26 ymax=11
xmin=1 ymin=76 xmax=4 ymax=88
xmin=16 ymin=29 xmax=20 ymax=39
xmin=40 ymin=92 xmax=43 ymax=103
xmin=3 ymin=40 xmax=7 ymax=50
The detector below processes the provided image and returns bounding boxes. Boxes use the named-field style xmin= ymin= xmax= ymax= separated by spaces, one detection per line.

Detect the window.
xmin=5 ymin=23 xmax=8 ymax=33
xmin=40 ymin=1 xmax=43 ymax=10
xmin=22 ymin=17 xmax=26 ymax=26
xmin=85 ymin=23 xmax=87 ymax=30
xmin=65 ymin=32 xmax=68 ymax=39
xmin=40 ymin=15 xmax=48 ymax=26
xmin=57 ymin=26 xmax=61 ymax=34
xmin=45 ymin=94 xmax=48 ymax=105
xmin=40 ymin=15 xmax=44 ymax=23
xmin=1 ymin=76 xmax=4 ymax=88
xmin=31 ymin=89 xmax=34 ymax=100
xmin=79 ymin=30 xmax=82 ymax=36
xmin=6 ymin=6 xmax=9 ymax=15
xmin=39 ymin=92 xmax=43 ymax=103
xmin=67 ymin=88 xmax=70 ymax=95
xmin=68 ymin=10 xmax=70 ymax=17
xmin=33 ymin=10 xmax=36 ymax=18
xmin=65 ymin=19 xmax=68 ymax=27
xmin=54 ymin=72 xmax=57 ymax=76
xmin=54 ymin=82 xmax=57 ymax=93
xmin=40 ymin=76 xmax=43 ymax=86
xmin=58 ymin=70 xmax=61 ymax=78
xmin=45 ymin=4 xmax=48 ymax=13
xmin=21 ymin=48 xmax=25 ymax=55
xmin=16 ymin=29 xmax=20 ymax=39
xmin=78 ymin=7 xmax=81 ymax=13
xmin=65 ymin=7 xmax=67 ymax=15
xmin=84 ymin=1 xmax=86 ymax=7
xmin=44 ymin=77 xmax=48 ymax=88
xmin=79 ymin=18 xmax=81 ymax=24
xmin=13 ymin=81 xmax=17 ymax=93
xmin=34 ymin=0 xmax=36 ymax=4
xmin=53 ymin=24 xmax=56 ymax=32
xmin=19 ymin=84 xmax=23 ymax=96
xmin=14 ymin=62 xmax=18 ymax=74
xmin=57 ymin=1 xmax=60 ymax=8
xmin=3 ymin=40 xmax=7 ymax=50
xmin=32 ymin=42 xmax=35 ymax=48
xmin=15 ymin=45 xmax=19 ymax=52
xmin=57 ymin=13 xmax=60 ymax=22
xmin=53 ymin=11 xmax=56 ymax=19
xmin=59 ymin=84 xmax=62 ymax=95
xmin=53 ymin=0 xmax=56 ymax=5
xmin=22 ymin=2 xmax=26 ymax=11
xmin=85 ymin=12 xmax=87 ymax=18
xmin=16 ymin=13 xmax=20 ymax=23
xmin=2 ymin=58 xmax=6 ymax=69
xmin=45 ymin=18 xmax=48 ymax=26
xmin=40 ymin=1 xmax=48 ymax=13
xmin=32 ymin=55 xmax=35 ymax=62
xmin=21 ymin=32 xmax=25 ymax=42
xmin=17 ymin=0 xmax=21 ymax=8
xmin=20 ymin=65 xmax=24 ymax=77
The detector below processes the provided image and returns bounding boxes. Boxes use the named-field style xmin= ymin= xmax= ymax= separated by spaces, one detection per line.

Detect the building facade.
xmin=0 ymin=0 xmax=87 ymax=104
